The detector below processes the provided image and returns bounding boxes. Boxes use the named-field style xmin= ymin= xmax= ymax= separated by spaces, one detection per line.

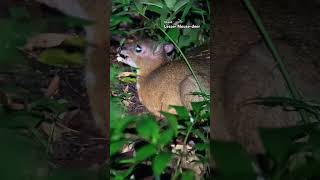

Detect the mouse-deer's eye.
xmin=135 ymin=45 xmax=142 ymax=53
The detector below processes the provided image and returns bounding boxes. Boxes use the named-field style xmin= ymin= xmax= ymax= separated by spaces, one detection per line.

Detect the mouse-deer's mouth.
xmin=116 ymin=53 xmax=126 ymax=63
xmin=116 ymin=51 xmax=137 ymax=68
xmin=119 ymin=53 xmax=127 ymax=59
xmin=116 ymin=50 xmax=128 ymax=62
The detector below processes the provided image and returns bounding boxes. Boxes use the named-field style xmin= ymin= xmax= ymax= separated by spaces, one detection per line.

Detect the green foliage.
xmin=181 ymin=170 xmax=196 ymax=180
xmin=136 ymin=117 xmax=160 ymax=143
xmin=0 ymin=107 xmax=43 ymax=128
xmin=0 ymin=5 xmax=106 ymax=180
xmin=110 ymin=65 xmax=211 ymax=179
xmin=212 ymin=1 xmax=320 ymax=179
xmin=62 ymin=36 xmax=87 ymax=49
xmin=110 ymin=97 xmax=210 ymax=179
xmin=110 ymin=64 xmax=123 ymax=85
xmin=38 ymin=48 xmax=85 ymax=68
xmin=0 ymin=129 xmax=48 ymax=180
xmin=152 ymin=152 xmax=172 ymax=176
xmin=250 ymin=98 xmax=320 ymax=179
xmin=212 ymin=141 xmax=256 ymax=180
xmin=111 ymin=0 xmax=210 ymax=49
xmin=245 ymin=96 xmax=320 ymax=118
xmin=0 ymin=17 xmax=46 ymax=71
xmin=30 ymin=98 xmax=69 ymax=115
xmin=110 ymin=1 xmax=211 ymax=178
xmin=0 ymin=93 xmax=106 ymax=179
xmin=0 ymin=6 xmax=90 ymax=72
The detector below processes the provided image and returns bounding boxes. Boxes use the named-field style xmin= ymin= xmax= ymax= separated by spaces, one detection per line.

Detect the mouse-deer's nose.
xmin=117 ymin=45 xmax=126 ymax=54
xmin=117 ymin=46 xmax=122 ymax=53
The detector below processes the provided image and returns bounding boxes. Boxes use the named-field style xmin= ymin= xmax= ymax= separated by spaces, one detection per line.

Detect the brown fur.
xmin=215 ymin=40 xmax=320 ymax=153
xmin=117 ymin=39 xmax=210 ymax=117
xmin=212 ymin=0 xmax=320 ymax=154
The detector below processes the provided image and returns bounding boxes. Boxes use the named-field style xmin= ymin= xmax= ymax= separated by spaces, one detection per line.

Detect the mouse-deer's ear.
xmin=155 ymin=43 xmax=175 ymax=55
xmin=163 ymin=43 xmax=175 ymax=54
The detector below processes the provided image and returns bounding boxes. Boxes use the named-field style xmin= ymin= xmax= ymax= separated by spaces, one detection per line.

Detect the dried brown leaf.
xmin=45 ymin=75 xmax=60 ymax=97
xmin=118 ymin=72 xmax=136 ymax=79
xmin=123 ymin=85 xmax=129 ymax=93
xmin=24 ymin=33 xmax=74 ymax=50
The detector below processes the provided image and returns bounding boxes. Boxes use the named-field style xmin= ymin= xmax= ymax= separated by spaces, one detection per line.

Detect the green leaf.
xmin=120 ymin=77 xmax=137 ymax=84
xmin=0 ymin=129 xmax=48 ymax=180
xmin=133 ymin=1 xmax=144 ymax=13
xmin=159 ymin=10 xmax=169 ymax=28
xmin=111 ymin=167 xmax=134 ymax=180
xmin=158 ymin=129 xmax=175 ymax=146
xmin=259 ymin=126 xmax=306 ymax=164
xmin=161 ymin=111 xmax=178 ymax=135
xmin=173 ymin=0 xmax=189 ymax=12
xmin=170 ymin=105 xmax=189 ymax=120
xmin=244 ymin=96 xmax=320 ymax=115
xmin=284 ymin=151 xmax=320 ymax=180
xmin=110 ymin=15 xmax=132 ymax=27
xmin=110 ymin=98 xmax=131 ymax=136
xmin=181 ymin=3 xmax=192 ymax=21
xmin=146 ymin=5 xmax=163 ymax=14
xmin=0 ymin=107 xmax=43 ymax=129
xmin=62 ymin=36 xmax=86 ymax=49
xmin=118 ymin=72 xmax=137 ymax=84
xmin=189 ymin=28 xmax=200 ymax=43
xmin=119 ymin=158 xmax=135 ymax=164
xmin=135 ymin=144 xmax=157 ymax=163
xmin=181 ymin=170 xmax=195 ymax=180
xmin=192 ymin=129 xmax=207 ymax=143
xmin=110 ymin=117 xmax=132 ymax=141
xmin=136 ymin=117 xmax=160 ymax=143
xmin=164 ymin=0 xmax=177 ymax=10
xmin=140 ymin=0 xmax=164 ymax=8
xmin=191 ymin=101 xmax=206 ymax=113
xmin=152 ymin=152 xmax=172 ymax=176
xmin=30 ymin=98 xmax=69 ymax=115
xmin=178 ymin=35 xmax=193 ymax=48
xmin=0 ymin=19 xmax=46 ymax=72
xmin=191 ymin=7 xmax=207 ymax=16
xmin=167 ymin=28 xmax=180 ymax=43
xmin=110 ymin=140 xmax=127 ymax=156
xmin=38 ymin=48 xmax=85 ymax=68
xmin=195 ymin=143 xmax=209 ymax=151
xmin=212 ymin=141 xmax=255 ymax=180
xmin=110 ymin=64 xmax=125 ymax=84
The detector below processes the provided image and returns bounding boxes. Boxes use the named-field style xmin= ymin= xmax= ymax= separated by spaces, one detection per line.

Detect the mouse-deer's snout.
xmin=117 ymin=46 xmax=122 ymax=54
xmin=117 ymin=46 xmax=128 ymax=59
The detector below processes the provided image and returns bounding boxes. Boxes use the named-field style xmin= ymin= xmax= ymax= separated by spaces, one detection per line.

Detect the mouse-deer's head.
xmin=117 ymin=38 xmax=175 ymax=76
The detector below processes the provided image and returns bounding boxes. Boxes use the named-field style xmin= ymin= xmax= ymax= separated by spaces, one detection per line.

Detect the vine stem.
xmin=172 ymin=122 xmax=195 ymax=180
